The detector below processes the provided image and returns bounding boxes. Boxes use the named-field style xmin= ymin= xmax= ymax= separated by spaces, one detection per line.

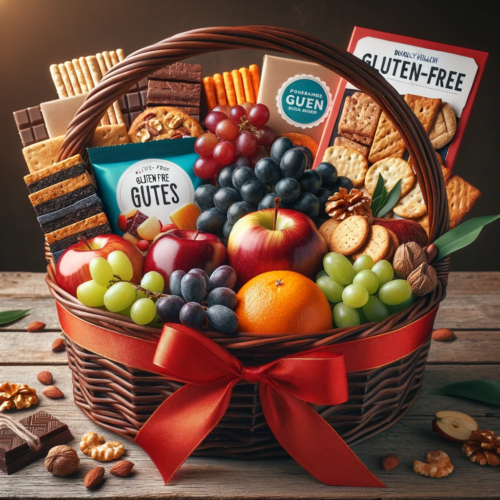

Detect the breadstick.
xmin=213 ymin=73 xmax=227 ymax=106
xmin=239 ymin=68 xmax=255 ymax=104
xmin=231 ymin=70 xmax=246 ymax=105
xmin=64 ymin=61 xmax=82 ymax=95
xmin=223 ymin=72 xmax=237 ymax=106
xmin=96 ymin=53 xmax=117 ymax=125
xmin=101 ymin=51 xmax=125 ymax=125
xmin=203 ymin=76 xmax=217 ymax=111
xmin=83 ymin=56 xmax=110 ymax=126
xmin=58 ymin=64 xmax=75 ymax=97
xmin=109 ymin=50 xmax=120 ymax=66
xmin=50 ymin=65 xmax=68 ymax=99
xmin=249 ymin=64 xmax=260 ymax=100
xmin=72 ymin=59 xmax=88 ymax=93
xmin=78 ymin=57 xmax=94 ymax=90
xmin=116 ymin=48 xmax=125 ymax=62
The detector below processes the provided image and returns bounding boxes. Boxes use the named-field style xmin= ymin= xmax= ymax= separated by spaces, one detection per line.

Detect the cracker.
xmin=331 ymin=216 xmax=369 ymax=255
xmin=333 ymin=136 xmax=369 ymax=157
xmin=446 ymin=175 xmax=482 ymax=228
xmin=338 ymin=92 xmax=381 ymax=141
xmin=393 ymin=182 xmax=427 ymax=219
xmin=352 ymin=225 xmax=390 ymax=263
xmin=49 ymin=65 xmax=68 ymax=99
xmin=72 ymin=59 xmax=88 ymax=93
xmin=441 ymin=165 xmax=452 ymax=184
xmin=415 ymin=214 xmax=429 ymax=237
xmin=64 ymin=61 xmax=81 ymax=95
xmin=322 ymin=145 xmax=369 ymax=187
xmin=58 ymin=64 xmax=75 ymax=97
xmin=384 ymin=229 xmax=399 ymax=261
xmin=339 ymin=130 xmax=372 ymax=146
xmin=368 ymin=112 xmax=406 ymax=163
xmin=22 ymin=136 xmax=65 ymax=173
xmin=318 ymin=219 xmax=341 ymax=251
xmin=404 ymin=94 xmax=442 ymax=132
xmin=365 ymin=157 xmax=415 ymax=197
xmin=91 ymin=124 xmax=130 ymax=147
xmin=429 ymin=102 xmax=457 ymax=150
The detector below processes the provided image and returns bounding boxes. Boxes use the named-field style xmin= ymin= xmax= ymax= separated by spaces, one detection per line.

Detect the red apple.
xmin=55 ymin=234 xmax=144 ymax=297
xmin=144 ymin=230 xmax=227 ymax=291
xmin=373 ymin=218 xmax=428 ymax=247
xmin=432 ymin=410 xmax=478 ymax=442
xmin=228 ymin=208 xmax=327 ymax=287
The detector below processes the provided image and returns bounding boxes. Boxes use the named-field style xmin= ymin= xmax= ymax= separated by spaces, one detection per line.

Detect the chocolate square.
xmin=13 ymin=105 xmax=49 ymax=147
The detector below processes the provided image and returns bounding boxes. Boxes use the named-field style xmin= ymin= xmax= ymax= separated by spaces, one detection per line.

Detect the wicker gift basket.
xmin=45 ymin=26 xmax=450 ymax=459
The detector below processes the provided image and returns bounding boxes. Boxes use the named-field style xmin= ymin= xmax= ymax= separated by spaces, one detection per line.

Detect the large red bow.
xmin=56 ymin=303 xmax=437 ymax=488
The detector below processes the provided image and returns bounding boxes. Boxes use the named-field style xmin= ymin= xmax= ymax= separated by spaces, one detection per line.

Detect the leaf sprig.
xmin=369 ymin=174 xmax=402 ymax=218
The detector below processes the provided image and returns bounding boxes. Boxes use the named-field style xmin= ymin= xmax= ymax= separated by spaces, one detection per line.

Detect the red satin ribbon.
xmin=56 ymin=303 xmax=437 ymax=488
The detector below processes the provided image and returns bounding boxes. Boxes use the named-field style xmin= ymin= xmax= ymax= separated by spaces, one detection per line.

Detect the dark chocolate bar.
xmin=149 ymin=63 xmax=202 ymax=83
xmin=147 ymin=80 xmax=201 ymax=107
xmin=120 ymin=80 xmax=148 ymax=129
xmin=13 ymin=106 xmax=49 ymax=147
xmin=0 ymin=411 xmax=73 ymax=474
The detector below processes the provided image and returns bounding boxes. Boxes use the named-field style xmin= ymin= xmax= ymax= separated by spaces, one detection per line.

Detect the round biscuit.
xmin=393 ymin=182 xmax=427 ymax=219
xmin=352 ymin=225 xmax=390 ymax=263
xmin=331 ymin=216 xmax=369 ymax=256
xmin=322 ymin=145 xmax=368 ymax=187
xmin=318 ymin=219 xmax=341 ymax=251
xmin=365 ymin=157 xmax=415 ymax=198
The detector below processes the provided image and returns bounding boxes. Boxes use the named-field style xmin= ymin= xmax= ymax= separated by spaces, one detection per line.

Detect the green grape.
xmin=342 ymin=284 xmax=369 ymax=308
xmin=104 ymin=281 xmax=136 ymax=312
xmin=141 ymin=271 xmax=165 ymax=293
xmin=353 ymin=255 xmax=374 ymax=274
xmin=353 ymin=270 xmax=379 ymax=295
xmin=333 ymin=303 xmax=360 ymax=328
xmin=316 ymin=269 xmax=328 ymax=280
xmin=378 ymin=279 xmax=412 ymax=306
xmin=316 ymin=276 xmax=344 ymax=303
xmin=362 ymin=296 xmax=389 ymax=322
xmin=118 ymin=303 xmax=133 ymax=317
xmin=130 ymin=298 xmax=157 ymax=325
xmin=386 ymin=295 xmax=416 ymax=314
xmin=89 ymin=257 xmax=114 ymax=287
xmin=76 ymin=280 xmax=107 ymax=307
xmin=107 ymin=250 xmax=133 ymax=281
xmin=136 ymin=289 xmax=148 ymax=300
xmin=357 ymin=307 xmax=370 ymax=324
xmin=372 ymin=260 xmax=394 ymax=286
xmin=323 ymin=252 xmax=354 ymax=285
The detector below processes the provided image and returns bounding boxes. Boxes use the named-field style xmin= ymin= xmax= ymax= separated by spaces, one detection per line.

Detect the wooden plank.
xmin=0 ymin=272 xmax=52 ymax=298
xmin=0 ymin=364 xmax=499 ymax=499
xmin=0 ymin=298 xmax=60 ymax=331
xmin=0 ymin=331 xmax=66 ymax=365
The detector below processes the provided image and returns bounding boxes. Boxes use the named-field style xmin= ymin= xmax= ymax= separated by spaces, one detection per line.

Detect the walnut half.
xmin=413 ymin=450 xmax=453 ymax=478
xmin=80 ymin=432 xmax=125 ymax=462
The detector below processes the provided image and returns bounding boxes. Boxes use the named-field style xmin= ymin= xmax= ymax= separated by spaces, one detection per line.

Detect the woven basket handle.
xmin=59 ymin=26 xmax=448 ymax=241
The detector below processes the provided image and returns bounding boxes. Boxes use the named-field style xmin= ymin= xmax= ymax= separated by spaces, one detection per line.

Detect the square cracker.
xmin=333 ymin=136 xmax=369 ymax=157
xmin=404 ymin=94 xmax=442 ymax=133
xmin=446 ymin=175 xmax=482 ymax=228
xmin=339 ymin=130 xmax=372 ymax=146
xmin=23 ymin=136 xmax=64 ymax=173
xmin=322 ymin=145 xmax=369 ymax=187
xmin=338 ymin=92 xmax=382 ymax=141
xmin=368 ymin=112 xmax=406 ymax=163
xmin=91 ymin=124 xmax=130 ymax=147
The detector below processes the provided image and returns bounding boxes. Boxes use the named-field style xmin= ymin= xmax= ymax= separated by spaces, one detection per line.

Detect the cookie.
xmin=429 ymin=102 xmax=457 ymax=150
xmin=393 ymin=182 xmax=427 ymax=219
xmin=22 ymin=136 xmax=65 ymax=173
xmin=331 ymin=216 xmax=369 ymax=256
xmin=352 ymin=225 xmax=390 ymax=263
xmin=368 ymin=112 xmax=406 ymax=163
xmin=128 ymin=106 xmax=203 ymax=143
xmin=404 ymin=94 xmax=442 ymax=133
xmin=318 ymin=218 xmax=341 ymax=251
xmin=91 ymin=124 xmax=130 ymax=148
xmin=384 ymin=229 xmax=399 ymax=261
xmin=446 ymin=175 xmax=482 ymax=228
xmin=333 ymin=136 xmax=369 ymax=157
xmin=322 ymin=146 xmax=369 ymax=188
xmin=338 ymin=92 xmax=382 ymax=143
xmin=365 ymin=157 xmax=415 ymax=198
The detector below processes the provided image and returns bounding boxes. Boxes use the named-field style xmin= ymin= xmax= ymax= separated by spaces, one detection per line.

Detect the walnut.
xmin=80 ymin=432 xmax=125 ymax=462
xmin=462 ymin=430 xmax=500 ymax=466
xmin=325 ymin=188 xmax=372 ymax=221
xmin=413 ymin=450 xmax=454 ymax=478
xmin=45 ymin=445 xmax=80 ymax=476
xmin=165 ymin=113 xmax=183 ymax=129
xmin=136 ymin=128 xmax=150 ymax=143
xmin=407 ymin=262 xmax=438 ymax=296
xmin=393 ymin=242 xmax=427 ymax=278
xmin=0 ymin=382 xmax=38 ymax=411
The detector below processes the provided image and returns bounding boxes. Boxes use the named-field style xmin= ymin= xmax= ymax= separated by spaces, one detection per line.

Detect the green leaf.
xmin=377 ymin=180 xmax=402 ymax=218
xmin=0 ymin=309 xmax=31 ymax=326
xmin=431 ymin=380 xmax=500 ymax=406
xmin=434 ymin=214 xmax=500 ymax=261
xmin=370 ymin=174 xmax=387 ymax=216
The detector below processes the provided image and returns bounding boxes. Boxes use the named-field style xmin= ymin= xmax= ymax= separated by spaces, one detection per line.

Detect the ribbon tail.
xmin=260 ymin=384 xmax=385 ymax=488
xmin=135 ymin=380 xmax=237 ymax=484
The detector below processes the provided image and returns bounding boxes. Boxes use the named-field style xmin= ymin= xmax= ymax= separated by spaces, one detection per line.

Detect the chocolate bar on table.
xmin=0 ymin=410 xmax=73 ymax=475
xmin=13 ymin=106 xmax=49 ymax=147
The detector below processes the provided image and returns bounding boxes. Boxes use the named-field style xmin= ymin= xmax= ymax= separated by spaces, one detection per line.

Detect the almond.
xmin=382 ymin=453 xmax=399 ymax=470
xmin=37 ymin=370 xmax=53 ymax=385
xmin=51 ymin=338 xmax=65 ymax=352
xmin=27 ymin=321 xmax=46 ymax=332
xmin=432 ymin=328 xmax=456 ymax=342
xmin=425 ymin=243 xmax=438 ymax=263
xmin=84 ymin=466 xmax=105 ymax=489
xmin=42 ymin=385 xmax=64 ymax=399
xmin=109 ymin=460 xmax=135 ymax=477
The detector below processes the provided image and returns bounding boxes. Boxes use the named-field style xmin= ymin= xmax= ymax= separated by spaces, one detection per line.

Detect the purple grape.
xmin=157 ymin=295 xmax=185 ymax=322
xmin=179 ymin=302 xmax=206 ymax=329
xmin=189 ymin=268 xmax=210 ymax=290
xmin=209 ymin=265 xmax=237 ymax=291
xmin=169 ymin=269 xmax=186 ymax=296
xmin=206 ymin=305 xmax=238 ymax=333
xmin=181 ymin=272 xmax=206 ymax=303
xmin=207 ymin=287 xmax=237 ymax=310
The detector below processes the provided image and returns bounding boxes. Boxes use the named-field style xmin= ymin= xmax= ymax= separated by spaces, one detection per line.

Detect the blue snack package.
xmin=88 ymin=138 xmax=201 ymax=234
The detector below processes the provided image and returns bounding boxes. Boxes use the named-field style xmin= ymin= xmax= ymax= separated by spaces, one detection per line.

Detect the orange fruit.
xmin=235 ymin=270 xmax=332 ymax=336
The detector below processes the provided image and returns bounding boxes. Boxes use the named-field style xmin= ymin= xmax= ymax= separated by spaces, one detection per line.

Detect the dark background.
xmin=1 ymin=0 xmax=498 ymax=272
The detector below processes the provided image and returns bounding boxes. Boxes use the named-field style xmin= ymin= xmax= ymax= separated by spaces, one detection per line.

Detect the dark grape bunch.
xmin=156 ymin=265 xmax=238 ymax=334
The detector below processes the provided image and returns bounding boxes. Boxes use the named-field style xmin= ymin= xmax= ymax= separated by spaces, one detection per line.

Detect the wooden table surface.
xmin=1 ymin=271 xmax=499 ymax=499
